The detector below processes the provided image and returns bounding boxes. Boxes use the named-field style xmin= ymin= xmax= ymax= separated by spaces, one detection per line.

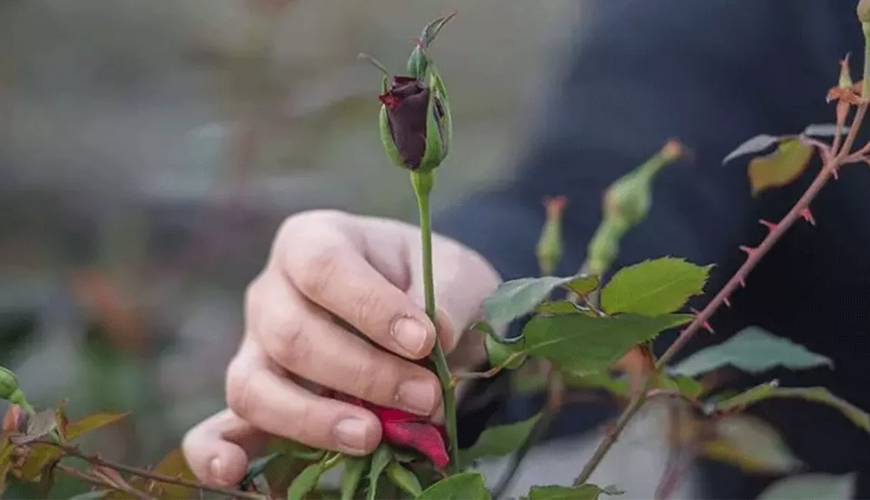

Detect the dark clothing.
xmin=435 ymin=2 xmax=870 ymax=498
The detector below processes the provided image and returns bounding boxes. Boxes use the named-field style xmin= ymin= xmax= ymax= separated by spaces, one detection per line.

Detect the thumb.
xmin=406 ymin=234 xmax=500 ymax=353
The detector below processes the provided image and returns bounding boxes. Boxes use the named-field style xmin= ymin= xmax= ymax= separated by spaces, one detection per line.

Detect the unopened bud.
xmin=0 ymin=365 xmax=32 ymax=413
xmin=604 ymin=171 xmax=652 ymax=226
xmin=586 ymin=218 xmax=628 ymax=276
xmin=536 ymin=196 xmax=568 ymax=276
xmin=858 ymin=0 xmax=870 ymax=23
xmin=0 ymin=366 xmax=20 ymax=401
xmin=661 ymin=139 xmax=684 ymax=163
xmin=604 ymin=139 xmax=684 ymax=226
xmin=378 ymin=70 xmax=452 ymax=173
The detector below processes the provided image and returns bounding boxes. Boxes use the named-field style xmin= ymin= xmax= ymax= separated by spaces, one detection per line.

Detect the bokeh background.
xmin=0 ymin=0 xmax=582 ymax=496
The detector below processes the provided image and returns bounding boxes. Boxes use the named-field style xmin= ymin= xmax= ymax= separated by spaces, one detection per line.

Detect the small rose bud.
xmin=0 ymin=365 xmax=32 ymax=413
xmin=0 ymin=365 xmax=20 ymax=401
xmin=378 ymin=70 xmax=452 ymax=173
xmin=536 ymin=196 xmax=568 ymax=276
xmin=603 ymin=139 xmax=684 ymax=226
xmin=858 ymin=0 xmax=870 ymax=23
xmin=586 ymin=218 xmax=628 ymax=276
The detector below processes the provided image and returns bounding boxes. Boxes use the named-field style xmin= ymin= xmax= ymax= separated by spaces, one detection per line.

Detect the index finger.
xmin=276 ymin=218 xmax=436 ymax=360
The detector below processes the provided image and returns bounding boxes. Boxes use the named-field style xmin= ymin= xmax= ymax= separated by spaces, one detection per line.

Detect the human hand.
xmin=181 ymin=209 xmax=500 ymax=486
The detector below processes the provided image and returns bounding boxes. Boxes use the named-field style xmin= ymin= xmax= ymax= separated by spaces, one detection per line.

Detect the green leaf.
xmin=716 ymin=381 xmax=780 ymax=411
xmin=287 ymin=462 xmax=326 ymax=500
xmin=459 ymin=414 xmax=542 ymax=464
xmin=671 ymin=327 xmax=833 ymax=378
xmin=526 ymin=484 xmax=618 ymax=500
xmin=757 ymin=473 xmax=856 ymax=500
xmin=483 ymin=274 xmax=599 ymax=331
xmin=66 ymin=412 xmax=129 ymax=441
xmin=485 ymin=334 xmax=527 ymax=370
xmin=281 ymin=440 xmax=327 ymax=462
xmin=656 ymin=374 xmax=704 ymax=399
xmin=563 ymin=275 xmax=600 ymax=297
xmin=385 ymin=461 xmax=423 ymax=497
xmin=287 ymin=452 xmax=343 ymax=500
xmin=718 ymin=385 xmax=869 ymax=432
xmin=701 ymin=415 xmax=802 ymax=473
xmin=563 ymin=371 xmax=630 ymax=398
xmin=516 ymin=313 xmax=691 ymax=374
xmin=139 ymin=448 xmax=199 ymax=499
xmin=366 ymin=443 xmax=393 ymax=500
xmin=747 ymin=138 xmax=814 ymax=196
xmin=10 ymin=409 xmax=57 ymax=445
xmin=418 ymin=472 xmax=491 ymax=500
xmin=340 ymin=457 xmax=369 ymax=500
xmin=722 ymin=134 xmax=780 ymax=165
xmin=600 ymin=257 xmax=711 ymax=316
xmin=536 ymin=301 xmax=588 ymax=316
xmin=68 ymin=491 xmax=113 ymax=499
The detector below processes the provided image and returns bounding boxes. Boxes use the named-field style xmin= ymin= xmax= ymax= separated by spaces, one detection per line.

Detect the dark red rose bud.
xmin=379 ymin=76 xmax=431 ymax=169
xmin=378 ymin=68 xmax=452 ymax=173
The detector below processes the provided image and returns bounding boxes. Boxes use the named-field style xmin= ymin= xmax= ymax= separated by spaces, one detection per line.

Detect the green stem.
xmin=410 ymin=170 xmax=461 ymax=474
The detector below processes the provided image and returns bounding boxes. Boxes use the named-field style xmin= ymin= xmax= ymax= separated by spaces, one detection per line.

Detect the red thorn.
xmin=801 ymin=208 xmax=816 ymax=226
xmin=690 ymin=307 xmax=714 ymax=334
xmin=832 ymin=167 xmax=840 ymax=180
xmin=723 ymin=296 xmax=731 ymax=308
xmin=738 ymin=277 xmax=747 ymax=288
xmin=738 ymin=245 xmax=755 ymax=256
xmin=758 ymin=219 xmax=777 ymax=232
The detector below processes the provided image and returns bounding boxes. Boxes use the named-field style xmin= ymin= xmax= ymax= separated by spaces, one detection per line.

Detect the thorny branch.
xmin=573 ymin=101 xmax=869 ymax=487
xmin=57 ymin=463 xmax=154 ymax=500
xmin=41 ymin=441 xmax=267 ymax=500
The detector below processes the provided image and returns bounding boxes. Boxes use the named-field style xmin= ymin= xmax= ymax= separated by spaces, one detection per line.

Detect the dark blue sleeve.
xmin=436 ymin=0 xmax=826 ymax=434
xmin=435 ymin=0 xmax=817 ymax=285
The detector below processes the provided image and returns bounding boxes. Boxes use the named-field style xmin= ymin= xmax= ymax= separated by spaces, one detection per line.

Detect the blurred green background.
xmin=0 ymin=0 xmax=577 ymax=495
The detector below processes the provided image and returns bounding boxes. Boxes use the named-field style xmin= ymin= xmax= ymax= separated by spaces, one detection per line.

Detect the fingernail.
xmin=392 ymin=318 xmax=430 ymax=355
xmin=397 ymin=379 xmax=438 ymax=415
xmin=335 ymin=418 xmax=369 ymax=452
xmin=210 ymin=457 xmax=227 ymax=485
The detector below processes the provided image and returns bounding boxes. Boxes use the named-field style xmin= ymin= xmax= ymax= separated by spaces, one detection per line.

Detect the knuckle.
xmin=351 ymin=359 xmax=400 ymax=404
xmin=348 ymin=287 xmax=389 ymax=332
xmin=294 ymin=246 xmax=342 ymax=298
xmin=268 ymin=310 xmax=311 ymax=370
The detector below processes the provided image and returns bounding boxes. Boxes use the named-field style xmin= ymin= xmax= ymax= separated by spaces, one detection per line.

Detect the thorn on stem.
xmin=738 ymin=277 xmax=747 ymax=288
xmin=723 ymin=296 xmax=731 ymax=308
xmin=758 ymin=219 xmax=777 ymax=232
xmin=831 ymin=167 xmax=840 ymax=180
xmin=690 ymin=308 xmax=714 ymax=334
xmin=738 ymin=245 xmax=756 ymax=256
xmin=801 ymin=208 xmax=816 ymax=226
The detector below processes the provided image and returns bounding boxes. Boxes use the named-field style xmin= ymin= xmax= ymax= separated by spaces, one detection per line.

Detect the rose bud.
xmin=378 ymin=69 xmax=452 ymax=173
xmin=859 ymin=0 xmax=870 ymax=23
